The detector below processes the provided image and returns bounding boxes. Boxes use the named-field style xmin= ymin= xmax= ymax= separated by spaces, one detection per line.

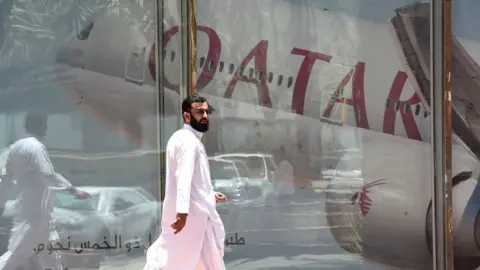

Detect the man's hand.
xmin=215 ymin=192 xmax=227 ymax=203
xmin=72 ymin=188 xmax=91 ymax=200
xmin=171 ymin=213 xmax=188 ymax=234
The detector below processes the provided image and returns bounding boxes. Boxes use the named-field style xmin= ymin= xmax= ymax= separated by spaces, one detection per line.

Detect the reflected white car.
xmin=214 ymin=153 xmax=277 ymax=182
xmin=209 ymin=157 xmax=273 ymax=203
xmin=52 ymin=186 xmax=161 ymax=256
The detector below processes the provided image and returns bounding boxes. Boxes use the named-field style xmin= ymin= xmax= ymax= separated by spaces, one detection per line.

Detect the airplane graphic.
xmin=2 ymin=0 xmax=480 ymax=269
xmin=350 ymin=178 xmax=387 ymax=217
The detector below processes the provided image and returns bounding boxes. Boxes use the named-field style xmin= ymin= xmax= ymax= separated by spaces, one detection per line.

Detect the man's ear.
xmin=183 ymin=111 xmax=190 ymax=122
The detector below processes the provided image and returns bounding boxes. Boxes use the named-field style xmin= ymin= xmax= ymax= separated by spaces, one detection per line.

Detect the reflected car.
xmin=52 ymin=186 xmax=161 ymax=257
xmin=214 ymin=153 xmax=277 ymax=182
xmin=208 ymin=158 xmax=249 ymax=203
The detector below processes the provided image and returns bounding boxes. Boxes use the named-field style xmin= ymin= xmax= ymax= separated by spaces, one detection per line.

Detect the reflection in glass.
xmin=452 ymin=1 xmax=480 ymax=269
xmin=54 ymin=191 xmax=100 ymax=212
xmin=197 ymin=0 xmax=446 ymax=269
xmin=210 ymin=160 xmax=240 ymax=180
xmin=2 ymin=0 xmax=480 ymax=268
xmin=0 ymin=0 xmax=182 ymax=268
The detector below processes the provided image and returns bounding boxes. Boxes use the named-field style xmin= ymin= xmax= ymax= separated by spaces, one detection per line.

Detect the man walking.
xmin=0 ymin=112 xmax=91 ymax=270
xmin=144 ymin=95 xmax=227 ymax=270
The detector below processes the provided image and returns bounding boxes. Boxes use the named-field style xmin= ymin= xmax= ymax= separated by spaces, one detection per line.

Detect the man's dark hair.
xmin=25 ymin=112 xmax=47 ymax=135
xmin=181 ymin=95 xmax=208 ymax=115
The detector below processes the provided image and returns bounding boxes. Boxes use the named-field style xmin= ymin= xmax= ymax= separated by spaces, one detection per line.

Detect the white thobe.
xmin=0 ymin=136 xmax=72 ymax=270
xmin=144 ymin=124 xmax=225 ymax=270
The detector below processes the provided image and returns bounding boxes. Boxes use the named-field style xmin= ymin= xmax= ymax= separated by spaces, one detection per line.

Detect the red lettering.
xmin=223 ymin=40 xmax=272 ymax=109
xmin=291 ymin=48 xmax=332 ymax=115
xmin=196 ymin=26 xmax=221 ymax=90
xmin=148 ymin=26 xmax=221 ymax=92
xmin=148 ymin=26 xmax=179 ymax=91
xmin=382 ymin=72 xmax=422 ymax=141
xmin=322 ymin=62 xmax=369 ymax=129
xmin=289 ymin=48 xmax=331 ymax=185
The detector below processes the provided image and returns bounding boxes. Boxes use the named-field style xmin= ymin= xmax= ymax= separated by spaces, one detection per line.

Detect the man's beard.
xmin=190 ymin=115 xmax=209 ymax=133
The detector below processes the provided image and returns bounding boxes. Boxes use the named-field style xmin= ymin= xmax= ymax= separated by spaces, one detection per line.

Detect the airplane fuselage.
xmin=47 ymin=1 xmax=480 ymax=269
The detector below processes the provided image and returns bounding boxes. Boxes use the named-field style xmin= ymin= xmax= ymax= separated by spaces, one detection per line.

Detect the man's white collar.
xmin=184 ymin=124 xmax=203 ymax=139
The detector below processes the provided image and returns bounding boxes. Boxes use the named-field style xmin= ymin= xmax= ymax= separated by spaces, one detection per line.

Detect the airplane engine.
xmin=325 ymin=134 xmax=480 ymax=270
xmin=427 ymin=173 xmax=480 ymax=270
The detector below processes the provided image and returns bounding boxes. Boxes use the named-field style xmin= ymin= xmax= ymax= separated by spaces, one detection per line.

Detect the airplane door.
xmin=124 ymin=23 xmax=150 ymax=85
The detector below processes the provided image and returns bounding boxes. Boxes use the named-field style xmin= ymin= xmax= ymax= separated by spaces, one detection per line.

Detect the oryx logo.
xmin=350 ymin=179 xmax=386 ymax=217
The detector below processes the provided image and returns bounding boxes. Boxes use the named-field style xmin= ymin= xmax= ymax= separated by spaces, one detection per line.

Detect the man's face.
xmin=184 ymin=102 xmax=210 ymax=133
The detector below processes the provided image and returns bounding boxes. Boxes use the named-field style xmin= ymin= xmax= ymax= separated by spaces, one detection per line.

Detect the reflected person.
xmin=144 ymin=95 xmax=228 ymax=270
xmin=0 ymin=113 xmax=90 ymax=270
xmin=272 ymin=145 xmax=295 ymax=197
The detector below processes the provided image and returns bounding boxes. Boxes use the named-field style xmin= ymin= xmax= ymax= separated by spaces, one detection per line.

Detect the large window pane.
xmin=195 ymin=0 xmax=440 ymax=269
xmin=451 ymin=1 xmax=480 ymax=269
xmin=0 ymin=0 xmax=183 ymax=269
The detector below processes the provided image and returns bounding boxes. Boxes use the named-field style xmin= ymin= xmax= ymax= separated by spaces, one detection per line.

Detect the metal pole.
xmin=154 ymin=0 xmax=166 ymax=201
xmin=180 ymin=0 xmax=190 ymax=99
xmin=430 ymin=0 xmax=454 ymax=269
xmin=189 ymin=0 xmax=198 ymax=96
xmin=443 ymin=0 xmax=454 ymax=268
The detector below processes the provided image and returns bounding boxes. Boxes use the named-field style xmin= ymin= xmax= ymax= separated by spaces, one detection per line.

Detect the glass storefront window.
xmin=0 ymin=0 xmax=184 ymax=269
xmin=451 ymin=1 xmax=480 ymax=269
xmin=196 ymin=0 xmax=437 ymax=269
xmin=2 ymin=0 xmax=479 ymax=269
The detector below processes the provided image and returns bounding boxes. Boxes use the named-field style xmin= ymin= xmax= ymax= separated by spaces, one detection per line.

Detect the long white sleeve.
xmin=175 ymin=140 xmax=198 ymax=214
xmin=0 ymin=167 xmax=13 ymax=205
xmin=31 ymin=144 xmax=74 ymax=190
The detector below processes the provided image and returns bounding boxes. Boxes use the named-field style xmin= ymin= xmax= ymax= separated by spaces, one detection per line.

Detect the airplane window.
xmin=287 ymin=77 xmax=293 ymax=88
xmin=385 ymin=98 xmax=390 ymax=108
xmin=278 ymin=75 xmax=283 ymax=86
xmin=258 ymin=71 xmax=264 ymax=81
xmin=415 ymin=104 xmax=420 ymax=115
xmin=78 ymin=22 xmax=94 ymax=40
xmin=219 ymin=61 xmax=224 ymax=72
xmin=249 ymin=68 xmax=254 ymax=78
xmin=238 ymin=66 xmax=245 ymax=76
xmin=170 ymin=51 xmax=175 ymax=62
xmin=395 ymin=100 xmax=400 ymax=111
xmin=208 ymin=59 xmax=215 ymax=71
xmin=424 ymin=111 xmax=428 ymax=118
xmin=229 ymin=63 xmax=235 ymax=74
xmin=405 ymin=103 xmax=411 ymax=113
xmin=199 ymin=57 xmax=205 ymax=68
xmin=268 ymin=72 xmax=273 ymax=83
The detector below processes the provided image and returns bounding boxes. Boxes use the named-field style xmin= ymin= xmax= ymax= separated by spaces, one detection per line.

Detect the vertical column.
xmin=154 ymin=0 xmax=165 ymax=201
xmin=444 ymin=0 xmax=454 ymax=268
xmin=189 ymin=0 xmax=198 ymax=96
xmin=180 ymin=0 xmax=190 ymax=100
xmin=430 ymin=0 xmax=454 ymax=269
